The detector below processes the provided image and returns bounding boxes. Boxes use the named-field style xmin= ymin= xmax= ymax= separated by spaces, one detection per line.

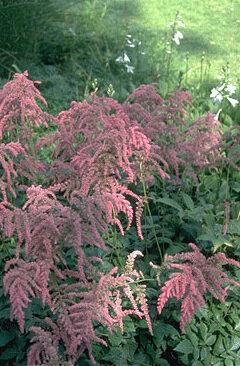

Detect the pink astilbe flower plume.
xmin=0 ymin=71 xmax=53 ymax=140
xmin=37 ymin=93 xmax=152 ymax=239
xmin=3 ymin=259 xmax=42 ymax=333
xmin=154 ymin=243 xmax=240 ymax=332
xmin=27 ymin=252 xmax=151 ymax=365
xmin=27 ymin=322 xmax=71 ymax=366
xmin=215 ymin=125 xmax=240 ymax=172
xmin=0 ymin=142 xmax=26 ymax=200
xmin=124 ymin=84 xmax=224 ymax=183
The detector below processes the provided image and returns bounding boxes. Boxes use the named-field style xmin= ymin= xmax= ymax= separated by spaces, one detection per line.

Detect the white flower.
xmin=225 ymin=84 xmax=237 ymax=95
xmin=123 ymin=52 xmax=130 ymax=63
xmin=214 ymin=94 xmax=224 ymax=103
xmin=125 ymin=52 xmax=131 ymax=62
xmin=177 ymin=21 xmax=185 ymax=27
xmin=210 ymin=88 xmax=223 ymax=103
xmin=227 ymin=97 xmax=239 ymax=107
xmin=116 ymin=55 xmax=124 ymax=63
xmin=127 ymin=40 xmax=135 ymax=48
xmin=125 ymin=64 xmax=135 ymax=74
xmin=116 ymin=52 xmax=130 ymax=64
xmin=172 ymin=31 xmax=183 ymax=45
xmin=214 ymin=109 xmax=222 ymax=121
xmin=167 ymin=21 xmax=174 ymax=28
xmin=217 ymin=84 xmax=225 ymax=92
xmin=210 ymin=88 xmax=218 ymax=98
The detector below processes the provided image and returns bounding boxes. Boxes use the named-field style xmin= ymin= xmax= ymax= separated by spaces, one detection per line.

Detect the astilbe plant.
xmin=152 ymin=243 xmax=240 ymax=333
xmin=0 ymin=73 xmax=153 ymax=365
xmin=1 ymin=72 xmax=240 ymax=365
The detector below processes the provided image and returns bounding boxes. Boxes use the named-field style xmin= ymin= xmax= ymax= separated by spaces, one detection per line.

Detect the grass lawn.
xmin=2 ymin=0 xmax=239 ymax=111
xmin=102 ymin=0 xmax=240 ymax=82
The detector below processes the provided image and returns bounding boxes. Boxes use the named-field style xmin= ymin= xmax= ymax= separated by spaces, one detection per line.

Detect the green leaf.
xmin=133 ymin=352 xmax=151 ymax=365
xmin=182 ymin=193 xmax=194 ymax=210
xmin=174 ymin=339 xmax=194 ymax=354
xmin=186 ymin=329 xmax=198 ymax=347
xmin=156 ymin=197 xmax=184 ymax=212
xmin=232 ymin=182 xmax=240 ymax=193
xmin=0 ymin=347 xmax=19 ymax=360
xmin=228 ymin=220 xmax=240 ymax=235
xmin=103 ymin=347 xmax=128 ymax=364
xmin=213 ymin=335 xmax=225 ymax=355
xmin=192 ymin=361 xmax=204 ymax=366
xmin=193 ymin=347 xmax=200 ymax=360
xmin=155 ymin=359 xmax=170 ymax=366
xmin=200 ymin=347 xmax=207 ymax=360
xmin=218 ymin=181 xmax=229 ymax=201
xmin=108 ymin=331 xmax=123 ymax=346
xmin=225 ymin=358 xmax=234 ymax=366
xmin=123 ymin=316 xmax=136 ymax=333
xmin=206 ymin=335 xmax=217 ymax=346
xmin=199 ymin=323 xmax=208 ymax=341
xmin=230 ymin=336 xmax=240 ymax=351
xmin=0 ymin=330 xmax=15 ymax=347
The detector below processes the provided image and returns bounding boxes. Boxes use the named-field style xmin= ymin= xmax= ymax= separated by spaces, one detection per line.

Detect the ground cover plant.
xmin=0 ymin=71 xmax=240 ymax=366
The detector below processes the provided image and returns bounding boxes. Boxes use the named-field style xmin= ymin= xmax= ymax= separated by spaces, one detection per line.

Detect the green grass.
xmin=1 ymin=0 xmax=240 ymax=112
xmin=104 ymin=0 xmax=240 ymax=81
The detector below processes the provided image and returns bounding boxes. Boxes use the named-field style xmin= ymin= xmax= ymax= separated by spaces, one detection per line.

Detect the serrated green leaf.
xmin=228 ymin=220 xmax=240 ymax=235
xmin=163 ymin=323 xmax=179 ymax=337
xmin=187 ymin=330 xmax=198 ymax=346
xmin=218 ymin=181 xmax=229 ymax=201
xmin=108 ymin=331 xmax=123 ymax=346
xmin=174 ymin=339 xmax=194 ymax=354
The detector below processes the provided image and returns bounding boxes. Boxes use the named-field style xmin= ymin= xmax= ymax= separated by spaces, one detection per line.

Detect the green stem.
xmin=140 ymin=163 xmax=163 ymax=262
